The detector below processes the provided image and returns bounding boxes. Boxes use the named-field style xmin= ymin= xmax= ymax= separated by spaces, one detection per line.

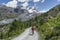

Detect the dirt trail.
xmin=12 ymin=27 xmax=39 ymax=40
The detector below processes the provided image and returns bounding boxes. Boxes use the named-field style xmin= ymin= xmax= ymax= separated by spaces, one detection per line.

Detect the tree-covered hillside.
xmin=38 ymin=12 xmax=60 ymax=40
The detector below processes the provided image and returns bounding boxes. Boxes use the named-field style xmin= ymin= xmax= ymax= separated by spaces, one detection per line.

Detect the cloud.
xmin=57 ymin=0 xmax=60 ymax=1
xmin=33 ymin=0 xmax=45 ymax=3
xmin=18 ymin=0 xmax=30 ymax=2
xmin=38 ymin=10 xmax=47 ymax=13
xmin=5 ymin=0 xmax=18 ymax=8
xmin=33 ymin=0 xmax=40 ymax=2
xmin=41 ymin=0 xmax=45 ymax=3
xmin=18 ymin=0 xmax=30 ymax=9
xmin=21 ymin=2 xmax=29 ymax=8
xmin=2 ymin=3 xmax=6 ymax=5
xmin=18 ymin=0 xmax=26 ymax=2
xmin=20 ymin=0 xmax=30 ymax=9
xmin=38 ymin=9 xmax=49 ymax=13
xmin=3 ymin=0 xmax=45 ymax=8
xmin=18 ymin=0 xmax=45 ymax=3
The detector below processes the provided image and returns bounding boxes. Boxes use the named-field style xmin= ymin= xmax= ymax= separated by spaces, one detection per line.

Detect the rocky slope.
xmin=0 ymin=5 xmax=28 ymax=21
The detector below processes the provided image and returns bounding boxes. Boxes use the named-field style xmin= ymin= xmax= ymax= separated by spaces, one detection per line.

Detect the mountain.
xmin=25 ymin=4 xmax=60 ymax=22
xmin=47 ymin=4 xmax=60 ymax=17
xmin=0 ymin=4 xmax=60 ymax=22
xmin=37 ymin=4 xmax=60 ymax=24
xmin=0 ymin=4 xmax=28 ymax=21
xmin=0 ymin=4 xmax=41 ymax=21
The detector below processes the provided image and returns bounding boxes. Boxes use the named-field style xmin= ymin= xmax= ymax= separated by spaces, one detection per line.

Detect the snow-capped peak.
xmin=27 ymin=6 xmax=37 ymax=13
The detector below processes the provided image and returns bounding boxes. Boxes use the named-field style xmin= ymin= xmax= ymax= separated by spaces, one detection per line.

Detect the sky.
xmin=0 ymin=0 xmax=60 ymax=11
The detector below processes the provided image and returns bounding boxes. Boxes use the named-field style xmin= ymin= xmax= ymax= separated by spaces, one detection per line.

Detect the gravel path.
xmin=12 ymin=27 xmax=39 ymax=40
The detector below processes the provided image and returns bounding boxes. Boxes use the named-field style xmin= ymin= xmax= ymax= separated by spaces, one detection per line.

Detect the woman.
xmin=31 ymin=26 xmax=35 ymax=35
